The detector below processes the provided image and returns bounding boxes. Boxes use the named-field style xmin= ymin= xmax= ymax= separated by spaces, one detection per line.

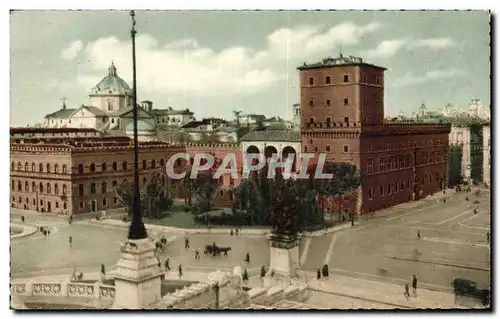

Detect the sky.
xmin=10 ymin=10 xmax=491 ymax=126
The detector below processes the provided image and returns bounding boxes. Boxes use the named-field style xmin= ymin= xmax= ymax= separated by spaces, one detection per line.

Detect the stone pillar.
xmin=112 ymin=238 xmax=164 ymax=309
xmin=267 ymin=234 xmax=300 ymax=279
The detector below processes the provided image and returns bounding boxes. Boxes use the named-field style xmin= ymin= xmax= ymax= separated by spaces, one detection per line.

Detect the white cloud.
xmin=73 ymin=21 xmax=381 ymax=101
xmin=366 ymin=37 xmax=457 ymax=59
xmin=392 ymin=69 xmax=464 ymax=87
xmin=408 ymin=37 xmax=456 ymax=50
xmin=60 ymin=40 xmax=83 ymax=60
xmin=366 ymin=39 xmax=407 ymax=58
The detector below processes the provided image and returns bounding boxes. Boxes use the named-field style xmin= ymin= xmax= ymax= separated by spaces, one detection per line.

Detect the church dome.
xmin=125 ymin=120 xmax=156 ymax=133
xmin=91 ymin=62 xmax=132 ymax=95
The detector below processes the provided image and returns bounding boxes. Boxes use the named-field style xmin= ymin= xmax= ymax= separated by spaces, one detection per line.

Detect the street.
xmin=304 ymin=189 xmax=491 ymax=290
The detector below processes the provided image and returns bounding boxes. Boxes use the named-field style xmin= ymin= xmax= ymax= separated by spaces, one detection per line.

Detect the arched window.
xmin=122 ymin=161 xmax=128 ymax=171
xmin=102 ymin=163 xmax=107 ymax=172
xmin=39 ymin=163 xmax=43 ymax=173
xmin=11 ymin=162 xmax=14 ymax=171
xmin=47 ymin=183 xmax=51 ymax=194
xmin=46 ymin=163 xmax=51 ymax=173
xmin=54 ymin=184 xmax=59 ymax=195
xmin=11 ymin=180 xmax=14 ymax=191
xmin=32 ymin=182 xmax=36 ymax=192
xmin=160 ymin=159 xmax=165 ymax=167
xmin=17 ymin=162 xmax=21 ymax=171
xmin=39 ymin=182 xmax=44 ymax=193
xmin=24 ymin=181 xmax=29 ymax=191
xmin=112 ymin=162 xmax=118 ymax=171
xmin=102 ymin=182 xmax=107 ymax=193
xmin=90 ymin=183 xmax=96 ymax=194
xmin=25 ymin=197 xmax=29 ymax=204
xmin=62 ymin=165 xmax=67 ymax=174
xmin=63 ymin=202 xmax=67 ymax=209
xmin=24 ymin=162 xmax=28 ymax=171
xmin=78 ymin=164 xmax=84 ymax=174
xmin=152 ymin=160 xmax=156 ymax=169
xmin=63 ymin=184 xmax=67 ymax=195
xmin=18 ymin=196 xmax=22 ymax=203
xmin=90 ymin=163 xmax=96 ymax=172
xmin=78 ymin=184 xmax=84 ymax=196
xmin=143 ymin=160 xmax=147 ymax=169
xmin=17 ymin=181 xmax=22 ymax=191
xmin=32 ymin=163 xmax=35 ymax=172
xmin=54 ymin=164 xmax=59 ymax=173
xmin=112 ymin=180 xmax=117 ymax=188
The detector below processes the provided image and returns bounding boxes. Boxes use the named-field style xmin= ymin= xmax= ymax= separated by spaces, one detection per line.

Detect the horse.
xmin=217 ymin=247 xmax=231 ymax=257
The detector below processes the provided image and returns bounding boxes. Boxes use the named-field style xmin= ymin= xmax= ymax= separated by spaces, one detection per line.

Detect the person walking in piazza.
xmin=412 ymin=274 xmax=418 ymax=296
xmin=178 ymin=264 xmax=183 ymax=278
xmin=165 ymin=258 xmax=170 ymax=271
xmin=404 ymin=283 xmax=410 ymax=300
xmin=101 ymin=263 xmax=106 ymax=276
xmin=417 ymin=230 xmax=421 ymax=239
xmin=244 ymin=253 xmax=250 ymax=264
xmin=185 ymin=237 xmax=190 ymax=249
xmin=69 ymin=236 xmax=72 ymax=248
xmin=195 ymin=250 xmax=200 ymax=260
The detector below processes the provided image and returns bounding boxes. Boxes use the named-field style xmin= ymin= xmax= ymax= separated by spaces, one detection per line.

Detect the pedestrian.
xmin=443 ymin=198 xmax=446 ymax=203
xmin=474 ymin=208 xmax=477 ymax=214
xmin=412 ymin=274 xmax=418 ymax=296
xmin=466 ymin=197 xmax=469 ymax=201
xmin=195 ymin=250 xmax=200 ymax=260
xmin=260 ymin=265 xmax=266 ymax=278
xmin=184 ymin=237 xmax=190 ymax=249
xmin=101 ymin=263 xmax=106 ymax=275
xmin=230 ymin=229 xmax=234 ymax=236
xmin=235 ymin=229 xmax=239 ymax=236
xmin=245 ymin=253 xmax=250 ymax=264
xmin=417 ymin=230 xmax=421 ymax=239
xmin=69 ymin=236 xmax=72 ymax=247
xmin=165 ymin=258 xmax=170 ymax=271
xmin=317 ymin=269 xmax=321 ymax=280
xmin=404 ymin=283 xmax=410 ymax=300
xmin=178 ymin=265 xmax=183 ymax=278
xmin=21 ymin=216 xmax=25 ymax=223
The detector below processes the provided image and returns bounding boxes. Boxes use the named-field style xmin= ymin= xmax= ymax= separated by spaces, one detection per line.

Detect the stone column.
xmin=267 ymin=233 xmax=300 ymax=280
xmin=112 ymin=238 xmax=164 ymax=309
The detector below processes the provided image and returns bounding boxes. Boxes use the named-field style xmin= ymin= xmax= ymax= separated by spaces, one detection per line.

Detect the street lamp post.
xmin=128 ymin=10 xmax=147 ymax=240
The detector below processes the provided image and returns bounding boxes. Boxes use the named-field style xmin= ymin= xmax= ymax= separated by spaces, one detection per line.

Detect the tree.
xmin=114 ymin=172 xmax=174 ymax=219
xmin=191 ymin=156 xmax=221 ymax=222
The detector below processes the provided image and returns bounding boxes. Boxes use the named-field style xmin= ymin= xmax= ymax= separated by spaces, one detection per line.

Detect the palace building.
xmin=297 ymin=54 xmax=451 ymax=214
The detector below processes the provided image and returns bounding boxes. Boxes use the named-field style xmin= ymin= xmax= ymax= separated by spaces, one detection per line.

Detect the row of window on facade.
xmin=308 ymin=96 xmax=381 ymax=107
xmin=308 ymin=74 xmax=381 ymax=86
xmin=303 ymin=143 xmax=350 ymax=153
xmin=367 ymin=180 xmax=412 ymax=200
xmin=11 ymin=162 xmax=68 ymax=174
xmin=13 ymin=180 xmax=68 ymax=195
xmin=76 ymin=159 xmax=166 ymax=174
xmin=12 ymin=196 xmax=69 ymax=210
xmin=366 ymin=153 xmax=444 ymax=174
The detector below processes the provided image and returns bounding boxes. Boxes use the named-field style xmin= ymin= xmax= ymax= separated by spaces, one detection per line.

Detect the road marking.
xmin=423 ymin=237 xmax=489 ymax=248
xmin=386 ymin=202 xmax=441 ymax=221
xmin=458 ymin=213 xmax=490 ymax=231
xmin=383 ymin=224 xmax=481 ymax=236
xmin=300 ymin=237 xmax=312 ymax=268
xmin=323 ymin=235 xmax=338 ymax=265
xmin=326 ymin=267 xmax=452 ymax=291
xmin=435 ymin=210 xmax=472 ymax=226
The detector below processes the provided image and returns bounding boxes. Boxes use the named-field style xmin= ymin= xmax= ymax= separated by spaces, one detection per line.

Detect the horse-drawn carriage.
xmin=204 ymin=243 xmax=231 ymax=257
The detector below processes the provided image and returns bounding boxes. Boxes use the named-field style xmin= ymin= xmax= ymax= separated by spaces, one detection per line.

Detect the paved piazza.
xmin=11 ymin=189 xmax=490 ymax=296
xmin=304 ymin=190 xmax=491 ymax=290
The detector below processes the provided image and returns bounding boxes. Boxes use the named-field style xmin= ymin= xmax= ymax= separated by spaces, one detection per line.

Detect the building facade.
xmin=297 ymin=54 xmax=451 ymax=214
xmin=10 ymin=129 xmax=180 ymax=215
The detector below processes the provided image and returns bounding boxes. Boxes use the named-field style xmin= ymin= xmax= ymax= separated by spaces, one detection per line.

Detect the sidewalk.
xmin=306 ymin=273 xmax=484 ymax=309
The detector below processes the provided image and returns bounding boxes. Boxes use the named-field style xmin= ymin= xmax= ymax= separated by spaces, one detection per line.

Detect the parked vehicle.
xmin=452 ymin=278 xmax=490 ymax=306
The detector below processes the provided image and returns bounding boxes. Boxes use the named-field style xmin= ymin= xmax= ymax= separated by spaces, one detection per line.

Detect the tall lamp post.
xmin=128 ymin=10 xmax=148 ymax=240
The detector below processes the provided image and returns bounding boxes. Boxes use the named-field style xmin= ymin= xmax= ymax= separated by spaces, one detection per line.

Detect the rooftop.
xmin=297 ymin=54 xmax=386 ymax=71
xmin=240 ymin=129 xmax=300 ymax=142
